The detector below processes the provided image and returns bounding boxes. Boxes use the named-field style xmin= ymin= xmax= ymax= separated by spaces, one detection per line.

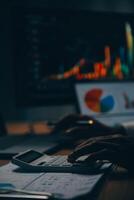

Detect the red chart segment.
xmin=84 ymin=88 xmax=115 ymax=113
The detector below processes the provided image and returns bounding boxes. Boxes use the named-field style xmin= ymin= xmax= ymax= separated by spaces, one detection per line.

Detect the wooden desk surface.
xmin=0 ymin=122 xmax=134 ymax=200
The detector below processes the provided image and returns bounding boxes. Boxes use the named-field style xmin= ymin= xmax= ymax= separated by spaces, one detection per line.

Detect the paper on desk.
xmin=0 ymin=163 xmax=43 ymax=189
xmin=0 ymin=162 xmax=104 ymax=199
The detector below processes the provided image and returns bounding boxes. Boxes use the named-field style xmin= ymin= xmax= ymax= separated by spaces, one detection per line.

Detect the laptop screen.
xmin=74 ymin=81 xmax=134 ymax=125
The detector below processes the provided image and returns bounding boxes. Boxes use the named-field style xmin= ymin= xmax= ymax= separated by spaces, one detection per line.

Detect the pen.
xmin=0 ymin=194 xmax=50 ymax=199
xmin=47 ymin=120 xmax=94 ymax=127
xmin=0 ymin=185 xmax=64 ymax=199
xmin=0 ymin=187 xmax=52 ymax=199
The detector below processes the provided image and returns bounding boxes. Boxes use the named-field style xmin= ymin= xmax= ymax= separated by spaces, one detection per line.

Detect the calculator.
xmin=12 ymin=150 xmax=108 ymax=173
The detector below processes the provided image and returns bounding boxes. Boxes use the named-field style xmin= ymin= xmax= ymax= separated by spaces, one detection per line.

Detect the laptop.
xmin=74 ymin=81 xmax=134 ymax=126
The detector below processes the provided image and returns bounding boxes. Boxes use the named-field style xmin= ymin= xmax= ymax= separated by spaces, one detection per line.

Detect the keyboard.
xmin=0 ymin=135 xmax=28 ymax=150
xmin=0 ymin=135 xmax=62 ymax=158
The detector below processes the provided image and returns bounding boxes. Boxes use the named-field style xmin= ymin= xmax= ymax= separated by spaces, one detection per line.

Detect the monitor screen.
xmin=75 ymin=81 xmax=134 ymax=116
xmin=11 ymin=7 xmax=134 ymax=106
xmin=74 ymin=81 xmax=134 ymax=125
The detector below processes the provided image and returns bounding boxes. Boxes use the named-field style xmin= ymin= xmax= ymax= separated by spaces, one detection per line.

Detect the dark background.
xmin=0 ymin=0 xmax=134 ymax=122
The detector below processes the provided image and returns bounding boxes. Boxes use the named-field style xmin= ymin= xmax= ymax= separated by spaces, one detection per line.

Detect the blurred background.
xmin=0 ymin=0 xmax=134 ymax=122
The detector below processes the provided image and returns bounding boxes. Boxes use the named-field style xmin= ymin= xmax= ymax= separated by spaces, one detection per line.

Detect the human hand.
xmin=51 ymin=114 xmax=124 ymax=139
xmin=51 ymin=114 xmax=91 ymax=133
xmin=68 ymin=134 xmax=134 ymax=170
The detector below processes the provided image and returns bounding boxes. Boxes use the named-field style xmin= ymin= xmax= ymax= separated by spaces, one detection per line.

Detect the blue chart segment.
xmin=100 ymin=95 xmax=114 ymax=112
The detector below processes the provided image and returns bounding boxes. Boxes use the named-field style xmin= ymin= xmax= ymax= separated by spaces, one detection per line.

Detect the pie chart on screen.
xmin=85 ymin=88 xmax=115 ymax=113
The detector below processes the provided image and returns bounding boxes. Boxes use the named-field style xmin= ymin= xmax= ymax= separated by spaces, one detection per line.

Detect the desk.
xmin=0 ymin=122 xmax=134 ymax=200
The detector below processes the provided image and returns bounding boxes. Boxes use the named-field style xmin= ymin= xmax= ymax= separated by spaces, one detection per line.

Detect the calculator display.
xmin=16 ymin=150 xmax=42 ymax=163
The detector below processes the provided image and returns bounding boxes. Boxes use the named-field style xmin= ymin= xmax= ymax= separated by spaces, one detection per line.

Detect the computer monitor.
xmin=11 ymin=6 xmax=134 ymax=107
